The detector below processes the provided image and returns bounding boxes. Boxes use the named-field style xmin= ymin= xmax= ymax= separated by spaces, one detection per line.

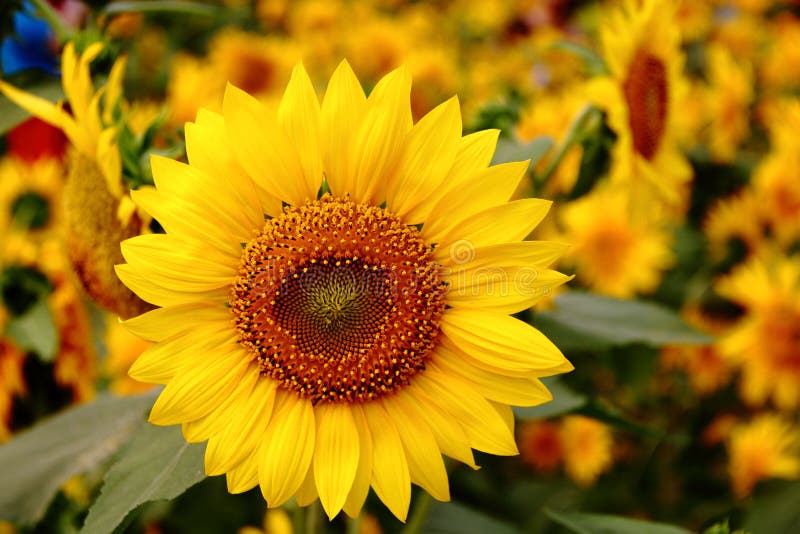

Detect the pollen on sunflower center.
xmin=231 ymin=195 xmax=447 ymax=404
xmin=623 ymin=48 xmax=668 ymax=161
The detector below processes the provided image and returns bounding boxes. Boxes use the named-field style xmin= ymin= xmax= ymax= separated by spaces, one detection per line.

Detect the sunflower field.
xmin=1 ymin=0 xmax=799 ymax=533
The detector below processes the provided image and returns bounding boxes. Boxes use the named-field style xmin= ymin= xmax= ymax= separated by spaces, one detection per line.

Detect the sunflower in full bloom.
xmin=716 ymin=253 xmax=800 ymax=410
xmin=559 ymin=185 xmax=673 ymax=298
xmin=560 ymin=415 xmax=614 ymax=487
xmin=726 ymin=414 xmax=800 ymax=498
xmin=0 ymin=157 xmax=63 ymax=238
xmin=117 ymin=62 xmax=573 ymax=521
xmin=588 ymin=0 xmax=692 ymax=218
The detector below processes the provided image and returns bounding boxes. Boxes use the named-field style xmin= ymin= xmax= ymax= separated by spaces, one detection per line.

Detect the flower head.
xmin=118 ymin=61 xmax=572 ymax=521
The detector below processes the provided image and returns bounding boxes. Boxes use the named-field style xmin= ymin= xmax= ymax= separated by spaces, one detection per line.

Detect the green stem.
xmin=28 ymin=0 xmax=73 ymax=43
xmin=304 ymin=501 xmax=322 ymax=534
xmin=401 ymin=491 xmax=434 ymax=534
xmin=535 ymin=104 xmax=600 ymax=187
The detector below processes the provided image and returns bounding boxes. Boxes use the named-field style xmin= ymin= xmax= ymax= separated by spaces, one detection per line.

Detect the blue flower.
xmin=1 ymin=2 xmax=60 ymax=76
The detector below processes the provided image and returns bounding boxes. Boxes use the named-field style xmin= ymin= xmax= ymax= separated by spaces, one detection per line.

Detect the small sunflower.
xmin=118 ymin=62 xmax=573 ymax=521
xmin=559 ymin=185 xmax=673 ymax=298
xmin=0 ymin=157 xmax=63 ymax=237
xmin=716 ymin=253 xmax=800 ymax=410
xmin=588 ymin=0 xmax=692 ymax=218
xmin=727 ymin=414 xmax=800 ymax=498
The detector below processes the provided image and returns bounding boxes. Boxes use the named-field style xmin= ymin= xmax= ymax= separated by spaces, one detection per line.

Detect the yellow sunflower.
xmin=117 ymin=62 xmax=573 ymax=521
xmin=0 ymin=157 xmax=63 ymax=237
xmin=716 ymin=252 xmax=800 ymax=410
xmin=727 ymin=414 xmax=800 ymax=499
xmin=559 ymin=185 xmax=674 ymax=298
xmin=588 ymin=0 xmax=692 ymax=219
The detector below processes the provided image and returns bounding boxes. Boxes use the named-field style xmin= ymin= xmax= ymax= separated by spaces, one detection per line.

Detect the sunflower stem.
xmin=28 ymin=0 xmax=73 ymax=43
xmin=401 ymin=491 xmax=434 ymax=534
xmin=304 ymin=500 xmax=322 ymax=534
xmin=535 ymin=103 xmax=600 ymax=188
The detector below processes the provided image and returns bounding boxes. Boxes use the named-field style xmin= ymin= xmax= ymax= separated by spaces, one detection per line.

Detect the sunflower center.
xmin=623 ymin=48 xmax=668 ymax=161
xmin=11 ymin=192 xmax=50 ymax=229
xmin=231 ymin=196 xmax=447 ymax=404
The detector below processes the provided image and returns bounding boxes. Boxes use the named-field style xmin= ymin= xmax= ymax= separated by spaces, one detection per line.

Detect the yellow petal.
xmin=115 ymin=263 xmax=229 ymax=308
xmin=222 ymin=84 xmax=307 ymax=205
xmin=121 ymin=233 xmax=237 ymax=291
xmin=342 ymin=406 xmax=373 ymax=518
xmin=445 ymin=267 xmax=571 ymax=314
xmin=295 ymin=465 xmax=319 ymax=507
xmin=441 ymin=309 xmax=571 ymax=375
xmin=422 ymin=160 xmax=530 ymax=244
xmin=129 ymin=327 xmax=235 ymax=384
xmin=278 ymin=62 xmax=324 ymax=198
xmin=130 ymin=188 xmax=243 ymax=259
xmin=398 ymin=386 xmax=477 ymax=469
xmin=383 ymin=395 xmax=450 ymax=502
xmin=432 ymin=344 xmax=553 ymax=407
xmin=182 ymin=367 xmax=261 ymax=443
xmin=259 ymin=392 xmax=316 ymax=507
xmin=362 ymin=401 xmax=410 ymax=522
xmin=313 ymin=404 xmax=360 ymax=519
xmin=321 ymin=60 xmax=367 ymax=198
xmin=150 ymin=155 xmax=262 ymax=244
xmin=412 ymin=369 xmax=518 ymax=456
xmin=444 ymin=129 xmax=500 ymax=189
xmin=386 ymin=97 xmax=461 ymax=223
xmin=149 ymin=346 xmax=249 ymax=425
xmin=440 ymin=240 xmax=569 ymax=269
xmin=185 ymin=110 xmax=277 ymax=217
xmin=352 ymin=66 xmax=412 ymax=204
xmin=227 ymin=453 xmax=260 ymax=494
xmin=205 ymin=377 xmax=277 ymax=475
xmin=0 ymin=80 xmax=76 ymax=142
xmin=435 ymin=198 xmax=552 ymax=260
xmin=122 ymin=302 xmax=231 ymax=342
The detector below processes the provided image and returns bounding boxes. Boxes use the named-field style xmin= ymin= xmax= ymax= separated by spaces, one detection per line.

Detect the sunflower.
xmin=0 ymin=157 xmax=63 ymax=237
xmin=559 ymin=415 xmax=614 ymax=487
xmin=559 ymin=185 xmax=673 ymax=298
xmin=716 ymin=252 xmax=800 ymax=410
xmin=588 ymin=0 xmax=692 ymax=218
xmin=727 ymin=414 xmax=800 ymax=498
xmin=0 ymin=42 xmax=150 ymax=319
xmin=118 ymin=62 xmax=573 ymax=521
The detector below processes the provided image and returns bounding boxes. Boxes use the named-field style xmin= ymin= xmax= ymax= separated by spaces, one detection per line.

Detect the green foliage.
xmin=421 ymin=501 xmax=520 ymax=534
xmin=3 ymin=299 xmax=58 ymax=362
xmin=81 ymin=423 xmax=206 ymax=534
xmin=743 ymin=480 xmax=800 ymax=534
xmin=0 ymin=81 xmax=63 ymax=135
xmin=546 ymin=509 xmax=693 ymax=534
xmin=102 ymin=1 xmax=222 ymax=17
xmin=0 ymin=391 xmax=157 ymax=525
xmin=532 ymin=292 xmax=713 ymax=351
xmin=513 ymin=378 xmax=587 ymax=420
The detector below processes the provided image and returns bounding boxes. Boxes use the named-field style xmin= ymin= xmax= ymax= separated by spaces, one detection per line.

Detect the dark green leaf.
xmin=0 ymin=81 xmax=63 ymax=135
xmin=81 ymin=423 xmax=207 ymax=534
xmin=546 ymin=509 xmax=692 ymax=534
xmin=492 ymin=136 xmax=554 ymax=171
xmin=103 ymin=1 xmax=222 ymax=16
xmin=422 ymin=501 xmax=521 ymax=534
xmin=534 ymin=292 xmax=713 ymax=348
xmin=513 ymin=377 xmax=586 ymax=420
xmin=744 ymin=480 xmax=800 ymax=534
xmin=3 ymin=299 xmax=58 ymax=362
xmin=0 ymin=391 xmax=158 ymax=525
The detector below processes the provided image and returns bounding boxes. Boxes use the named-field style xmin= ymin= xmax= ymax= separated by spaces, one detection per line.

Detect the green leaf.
xmin=422 ymin=501 xmax=521 ymax=534
xmin=533 ymin=292 xmax=713 ymax=348
xmin=513 ymin=377 xmax=586 ymax=420
xmin=0 ymin=391 xmax=158 ymax=525
xmin=0 ymin=81 xmax=63 ymax=135
xmin=492 ymin=136 xmax=554 ymax=171
xmin=744 ymin=480 xmax=800 ymax=534
xmin=81 ymin=423 xmax=207 ymax=534
xmin=103 ymin=1 xmax=222 ymax=16
xmin=3 ymin=299 xmax=58 ymax=362
xmin=545 ymin=509 xmax=692 ymax=534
